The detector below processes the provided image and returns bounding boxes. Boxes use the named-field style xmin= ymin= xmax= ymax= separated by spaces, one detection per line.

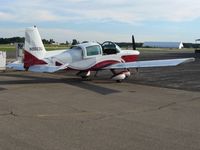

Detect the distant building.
xmin=143 ymin=42 xmax=184 ymax=49
xmin=51 ymin=42 xmax=60 ymax=46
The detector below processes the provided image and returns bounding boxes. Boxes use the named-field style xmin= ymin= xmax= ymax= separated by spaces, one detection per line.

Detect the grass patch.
xmin=0 ymin=44 xmax=15 ymax=51
xmin=0 ymin=44 xmax=69 ymax=51
xmin=44 ymin=45 xmax=69 ymax=51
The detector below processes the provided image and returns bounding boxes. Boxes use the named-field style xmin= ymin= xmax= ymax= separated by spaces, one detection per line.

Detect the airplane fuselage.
xmin=41 ymin=42 xmax=140 ymax=71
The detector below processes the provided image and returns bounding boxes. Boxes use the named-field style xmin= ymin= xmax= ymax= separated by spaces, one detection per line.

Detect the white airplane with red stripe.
xmin=7 ymin=26 xmax=195 ymax=82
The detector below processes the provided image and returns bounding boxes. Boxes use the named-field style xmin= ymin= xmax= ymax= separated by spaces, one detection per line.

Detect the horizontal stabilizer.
xmin=6 ymin=61 xmax=25 ymax=71
xmin=7 ymin=61 xmax=68 ymax=73
xmin=104 ymin=58 xmax=195 ymax=69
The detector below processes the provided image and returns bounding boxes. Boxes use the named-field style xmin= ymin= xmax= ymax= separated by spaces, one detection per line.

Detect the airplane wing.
xmin=103 ymin=58 xmax=195 ymax=69
xmin=7 ymin=61 xmax=68 ymax=73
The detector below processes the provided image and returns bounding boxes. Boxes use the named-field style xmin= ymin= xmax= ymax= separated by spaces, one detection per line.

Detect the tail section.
xmin=24 ymin=26 xmax=47 ymax=68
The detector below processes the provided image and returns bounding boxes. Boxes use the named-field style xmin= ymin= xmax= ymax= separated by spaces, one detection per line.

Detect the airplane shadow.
xmin=0 ymin=73 xmax=120 ymax=95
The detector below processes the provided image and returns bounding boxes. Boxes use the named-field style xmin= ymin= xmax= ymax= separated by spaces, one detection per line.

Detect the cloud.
xmin=0 ymin=27 xmax=130 ymax=43
xmin=0 ymin=28 xmax=24 ymax=37
xmin=1 ymin=0 xmax=200 ymax=24
xmin=0 ymin=12 xmax=14 ymax=20
xmin=1 ymin=0 xmax=200 ymax=42
xmin=23 ymin=10 xmax=62 ymax=22
xmin=39 ymin=28 xmax=130 ymax=43
xmin=60 ymin=0 xmax=200 ymax=22
xmin=131 ymin=0 xmax=200 ymax=22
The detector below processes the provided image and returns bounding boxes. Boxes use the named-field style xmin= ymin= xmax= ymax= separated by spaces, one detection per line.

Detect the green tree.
xmin=49 ymin=39 xmax=55 ymax=44
xmin=66 ymin=40 xmax=69 ymax=46
xmin=72 ymin=39 xmax=78 ymax=45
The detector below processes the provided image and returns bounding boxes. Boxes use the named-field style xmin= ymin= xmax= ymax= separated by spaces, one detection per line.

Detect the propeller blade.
xmin=132 ymin=35 xmax=136 ymax=50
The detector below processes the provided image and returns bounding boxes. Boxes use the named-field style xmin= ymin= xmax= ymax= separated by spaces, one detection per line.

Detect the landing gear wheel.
xmin=77 ymin=71 xmax=91 ymax=80
xmin=81 ymin=76 xmax=90 ymax=81
xmin=24 ymin=67 xmax=29 ymax=71
xmin=116 ymin=80 xmax=122 ymax=83
xmin=81 ymin=75 xmax=88 ymax=79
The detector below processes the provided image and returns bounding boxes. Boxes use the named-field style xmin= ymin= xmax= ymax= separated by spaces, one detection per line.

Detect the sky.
xmin=0 ymin=0 xmax=200 ymax=43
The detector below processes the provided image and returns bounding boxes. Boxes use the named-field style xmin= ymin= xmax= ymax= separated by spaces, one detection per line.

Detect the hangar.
xmin=143 ymin=42 xmax=184 ymax=49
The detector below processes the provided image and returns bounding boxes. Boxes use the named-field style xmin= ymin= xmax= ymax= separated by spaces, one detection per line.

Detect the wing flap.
xmin=104 ymin=58 xmax=195 ymax=69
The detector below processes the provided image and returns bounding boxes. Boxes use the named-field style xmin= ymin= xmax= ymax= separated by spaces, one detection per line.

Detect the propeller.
xmin=132 ymin=35 xmax=139 ymax=74
xmin=132 ymin=35 xmax=136 ymax=50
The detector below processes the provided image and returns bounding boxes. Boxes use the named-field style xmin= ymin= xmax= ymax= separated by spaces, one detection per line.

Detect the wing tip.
xmin=180 ymin=57 xmax=195 ymax=64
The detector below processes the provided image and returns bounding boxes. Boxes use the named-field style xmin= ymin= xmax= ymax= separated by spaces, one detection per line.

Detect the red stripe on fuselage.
xmin=24 ymin=50 xmax=47 ymax=68
xmin=66 ymin=60 xmax=120 ymax=71
xmin=91 ymin=60 xmax=120 ymax=70
xmin=121 ymin=55 xmax=138 ymax=62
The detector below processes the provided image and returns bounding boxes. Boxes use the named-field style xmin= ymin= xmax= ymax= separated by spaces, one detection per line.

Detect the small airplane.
xmin=7 ymin=26 xmax=195 ymax=82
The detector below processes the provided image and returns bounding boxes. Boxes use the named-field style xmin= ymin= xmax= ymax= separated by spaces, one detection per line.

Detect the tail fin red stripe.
xmin=24 ymin=50 xmax=47 ymax=68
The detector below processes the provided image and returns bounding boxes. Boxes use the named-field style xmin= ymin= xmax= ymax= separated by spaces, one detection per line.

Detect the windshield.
xmin=115 ymin=44 xmax=121 ymax=52
xmin=86 ymin=45 xmax=102 ymax=56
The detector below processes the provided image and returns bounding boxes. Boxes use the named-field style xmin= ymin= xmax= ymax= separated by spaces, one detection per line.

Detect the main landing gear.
xmin=76 ymin=70 xmax=91 ymax=79
xmin=77 ymin=69 xmax=139 ymax=83
xmin=110 ymin=69 xmax=131 ymax=82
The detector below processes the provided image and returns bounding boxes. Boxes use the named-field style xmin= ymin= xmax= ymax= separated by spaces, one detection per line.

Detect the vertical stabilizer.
xmin=24 ymin=26 xmax=47 ymax=68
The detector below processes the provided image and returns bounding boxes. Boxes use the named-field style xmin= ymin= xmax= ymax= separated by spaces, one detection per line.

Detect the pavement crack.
xmin=69 ymin=106 xmax=88 ymax=113
xmin=186 ymin=97 xmax=200 ymax=102
xmin=0 ymin=111 xmax=18 ymax=117
xmin=10 ymin=111 xmax=18 ymax=117
xmin=80 ymin=115 xmax=108 ymax=124
xmin=157 ymin=102 xmax=177 ymax=110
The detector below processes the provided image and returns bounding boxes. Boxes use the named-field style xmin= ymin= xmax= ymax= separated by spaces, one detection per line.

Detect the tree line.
xmin=0 ymin=37 xmax=56 ymax=45
xmin=0 ymin=37 xmax=25 ymax=44
xmin=0 ymin=37 xmax=76 ymax=46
